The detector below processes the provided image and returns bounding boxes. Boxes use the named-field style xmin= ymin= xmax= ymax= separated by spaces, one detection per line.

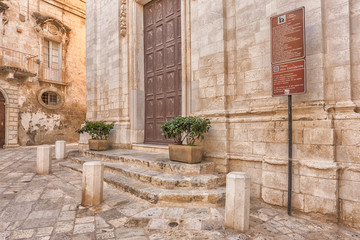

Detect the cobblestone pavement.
xmin=1 ymin=147 xmax=360 ymax=240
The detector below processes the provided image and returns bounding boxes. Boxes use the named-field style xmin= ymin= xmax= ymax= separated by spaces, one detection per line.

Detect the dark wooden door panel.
xmin=144 ymin=0 xmax=181 ymax=144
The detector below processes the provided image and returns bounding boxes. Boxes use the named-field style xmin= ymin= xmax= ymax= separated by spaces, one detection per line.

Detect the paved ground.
xmin=0 ymin=147 xmax=360 ymax=240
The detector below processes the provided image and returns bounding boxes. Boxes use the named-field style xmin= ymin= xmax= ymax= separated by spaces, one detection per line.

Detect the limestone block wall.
xmin=187 ymin=0 xmax=360 ymax=228
xmin=85 ymin=0 xmax=360 ymax=228
xmin=0 ymin=0 xmax=86 ymax=146
xmin=86 ymin=0 xmax=128 ymax=121
xmin=337 ymin=117 xmax=360 ymax=229
xmin=0 ymin=79 xmax=19 ymax=147
xmin=351 ymin=0 xmax=360 ymax=104
xmin=86 ymin=0 xmax=130 ymax=148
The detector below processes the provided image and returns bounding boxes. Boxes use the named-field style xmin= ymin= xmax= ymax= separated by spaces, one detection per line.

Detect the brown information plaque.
xmin=271 ymin=7 xmax=305 ymax=64
xmin=272 ymin=59 xmax=306 ymax=96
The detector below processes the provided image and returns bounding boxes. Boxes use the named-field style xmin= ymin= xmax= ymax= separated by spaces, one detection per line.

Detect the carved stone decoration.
xmin=120 ymin=0 xmax=127 ymax=37
xmin=32 ymin=12 xmax=71 ymax=36
xmin=31 ymin=12 xmax=71 ymax=85
xmin=35 ymin=25 xmax=42 ymax=33
xmin=46 ymin=23 xmax=59 ymax=35
xmin=0 ymin=2 xmax=9 ymax=35
xmin=32 ymin=12 xmax=71 ymax=47
xmin=0 ymin=2 xmax=9 ymax=14
xmin=1 ymin=13 xmax=8 ymax=35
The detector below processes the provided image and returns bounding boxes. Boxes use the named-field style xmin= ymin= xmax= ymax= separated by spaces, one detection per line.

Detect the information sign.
xmin=271 ymin=7 xmax=306 ymax=96
xmin=271 ymin=7 xmax=305 ymax=64
xmin=272 ymin=59 xmax=306 ymax=96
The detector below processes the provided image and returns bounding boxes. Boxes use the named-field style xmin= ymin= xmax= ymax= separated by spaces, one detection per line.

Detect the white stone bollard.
xmin=81 ymin=161 xmax=104 ymax=206
xmin=225 ymin=172 xmax=250 ymax=232
xmin=36 ymin=145 xmax=52 ymax=175
xmin=55 ymin=141 xmax=66 ymax=160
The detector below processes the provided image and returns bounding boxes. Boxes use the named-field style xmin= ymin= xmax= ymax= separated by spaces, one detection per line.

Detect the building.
xmin=85 ymin=0 xmax=360 ymax=229
xmin=0 ymin=0 xmax=86 ymax=148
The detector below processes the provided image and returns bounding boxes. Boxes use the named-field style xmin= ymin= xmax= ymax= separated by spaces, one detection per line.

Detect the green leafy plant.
xmin=160 ymin=116 xmax=211 ymax=145
xmin=76 ymin=120 xmax=115 ymax=140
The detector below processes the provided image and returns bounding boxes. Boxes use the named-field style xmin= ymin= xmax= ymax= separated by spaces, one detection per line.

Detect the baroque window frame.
xmin=32 ymin=12 xmax=70 ymax=84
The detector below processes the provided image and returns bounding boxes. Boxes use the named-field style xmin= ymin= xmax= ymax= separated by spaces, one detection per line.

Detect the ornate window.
xmin=43 ymin=39 xmax=61 ymax=82
xmin=32 ymin=12 xmax=70 ymax=84
xmin=41 ymin=91 xmax=60 ymax=106
xmin=37 ymin=88 xmax=64 ymax=109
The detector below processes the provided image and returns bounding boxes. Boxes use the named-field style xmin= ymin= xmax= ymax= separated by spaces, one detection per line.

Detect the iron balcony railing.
xmin=43 ymin=65 xmax=61 ymax=82
xmin=0 ymin=46 xmax=37 ymax=75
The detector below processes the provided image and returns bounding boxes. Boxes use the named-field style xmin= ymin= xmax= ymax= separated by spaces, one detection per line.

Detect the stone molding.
xmin=36 ymin=87 xmax=65 ymax=110
xmin=120 ymin=0 xmax=127 ymax=37
xmin=0 ymin=2 xmax=9 ymax=13
xmin=0 ymin=86 xmax=19 ymax=147
xmin=0 ymin=1 xmax=9 ymax=35
xmin=228 ymin=154 xmax=263 ymax=162
xmin=264 ymin=158 xmax=287 ymax=166
xmin=32 ymin=14 xmax=70 ymax=46
xmin=32 ymin=12 xmax=71 ymax=35
xmin=1 ymin=12 xmax=9 ymax=35
xmin=3 ymin=144 xmax=20 ymax=149
xmin=299 ymin=160 xmax=338 ymax=171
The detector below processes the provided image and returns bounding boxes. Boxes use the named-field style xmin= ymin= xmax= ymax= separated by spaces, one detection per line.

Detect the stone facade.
xmin=85 ymin=0 xmax=360 ymax=229
xmin=0 ymin=0 xmax=86 ymax=147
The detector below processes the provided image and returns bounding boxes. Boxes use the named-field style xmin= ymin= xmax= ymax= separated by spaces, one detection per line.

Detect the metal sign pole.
xmin=271 ymin=7 xmax=305 ymax=216
xmin=287 ymin=95 xmax=293 ymax=215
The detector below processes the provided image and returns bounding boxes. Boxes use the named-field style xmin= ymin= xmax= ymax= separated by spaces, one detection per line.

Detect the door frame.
xmin=128 ymin=0 xmax=192 ymax=144
xmin=0 ymin=88 xmax=9 ymax=148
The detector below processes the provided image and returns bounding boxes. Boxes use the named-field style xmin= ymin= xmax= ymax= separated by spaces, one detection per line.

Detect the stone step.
xmin=71 ymin=156 xmax=225 ymax=190
xmin=83 ymin=149 xmax=215 ymax=175
xmin=132 ymin=144 xmax=169 ymax=154
xmin=60 ymin=161 xmax=225 ymax=206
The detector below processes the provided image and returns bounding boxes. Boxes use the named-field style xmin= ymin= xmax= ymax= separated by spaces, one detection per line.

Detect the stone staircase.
xmin=60 ymin=148 xmax=226 ymax=206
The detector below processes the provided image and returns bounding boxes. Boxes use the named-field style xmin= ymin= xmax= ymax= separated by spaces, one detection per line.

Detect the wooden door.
xmin=144 ymin=0 xmax=182 ymax=144
xmin=0 ymin=93 xmax=5 ymax=148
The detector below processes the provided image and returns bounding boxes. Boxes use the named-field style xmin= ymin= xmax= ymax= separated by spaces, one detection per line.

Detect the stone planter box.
xmin=168 ymin=144 xmax=203 ymax=164
xmin=88 ymin=139 xmax=109 ymax=151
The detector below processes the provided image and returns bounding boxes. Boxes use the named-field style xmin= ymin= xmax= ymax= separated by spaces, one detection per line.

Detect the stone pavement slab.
xmin=0 ymin=146 xmax=360 ymax=240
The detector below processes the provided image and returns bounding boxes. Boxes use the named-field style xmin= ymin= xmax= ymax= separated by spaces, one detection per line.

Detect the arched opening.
xmin=0 ymin=91 xmax=5 ymax=148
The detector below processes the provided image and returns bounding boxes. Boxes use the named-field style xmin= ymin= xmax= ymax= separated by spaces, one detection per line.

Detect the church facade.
xmin=85 ymin=0 xmax=360 ymax=229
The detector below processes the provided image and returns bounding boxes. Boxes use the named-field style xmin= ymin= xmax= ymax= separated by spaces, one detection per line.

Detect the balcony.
xmin=43 ymin=65 xmax=62 ymax=83
xmin=0 ymin=47 xmax=37 ymax=78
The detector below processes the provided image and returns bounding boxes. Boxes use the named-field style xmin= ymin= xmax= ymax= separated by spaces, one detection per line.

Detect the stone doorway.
xmin=0 ymin=92 xmax=5 ymax=148
xmin=143 ymin=0 xmax=182 ymax=144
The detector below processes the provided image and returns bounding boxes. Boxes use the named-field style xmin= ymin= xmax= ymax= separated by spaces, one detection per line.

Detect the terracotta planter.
xmin=88 ymin=139 xmax=109 ymax=151
xmin=168 ymin=144 xmax=203 ymax=164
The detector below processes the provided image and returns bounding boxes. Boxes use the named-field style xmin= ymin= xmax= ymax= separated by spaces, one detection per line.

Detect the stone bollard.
xmin=55 ymin=141 xmax=66 ymax=160
xmin=225 ymin=172 xmax=250 ymax=232
xmin=81 ymin=161 xmax=104 ymax=206
xmin=36 ymin=145 xmax=52 ymax=175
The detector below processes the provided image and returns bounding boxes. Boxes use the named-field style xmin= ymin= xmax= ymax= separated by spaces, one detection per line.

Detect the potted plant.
xmin=76 ymin=120 xmax=114 ymax=151
xmin=160 ymin=116 xmax=211 ymax=164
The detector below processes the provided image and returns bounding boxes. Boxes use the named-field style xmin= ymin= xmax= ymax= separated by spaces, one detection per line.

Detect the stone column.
xmin=81 ymin=161 xmax=104 ymax=206
xmin=55 ymin=141 xmax=66 ymax=160
xmin=225 ymin=172 xmax=250 ymax=232
xmin=79 ymin=130 xmax=91 ymax=153
xmin=36 ymin=145 xmax=52 ymax=175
